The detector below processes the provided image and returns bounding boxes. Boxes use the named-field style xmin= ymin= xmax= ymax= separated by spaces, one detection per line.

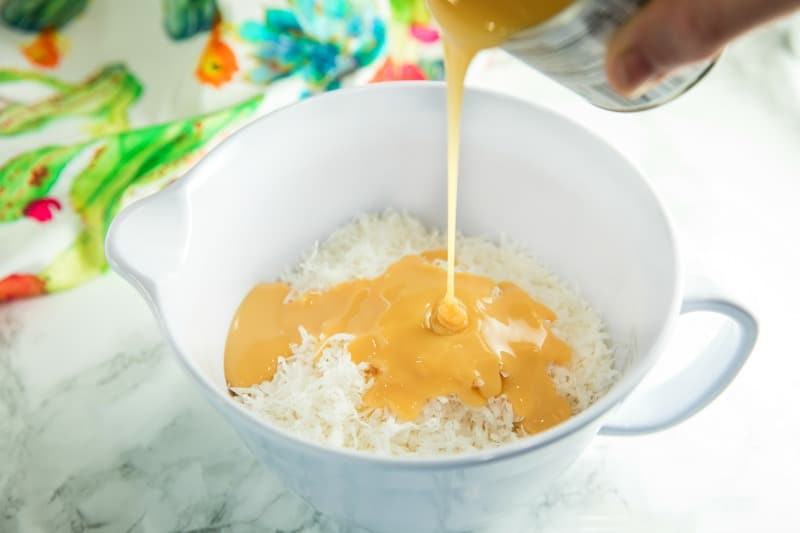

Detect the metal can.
xmin=501 ymin=0 xmax=717 ymax=111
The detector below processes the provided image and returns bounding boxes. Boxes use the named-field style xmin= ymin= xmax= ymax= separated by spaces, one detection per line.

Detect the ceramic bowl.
xmin=106 ymin=83 xmax=757 ymax=533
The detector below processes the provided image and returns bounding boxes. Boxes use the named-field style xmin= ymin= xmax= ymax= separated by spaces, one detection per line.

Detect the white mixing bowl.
xmin=106 ymin=83 xmax=757 ymax=533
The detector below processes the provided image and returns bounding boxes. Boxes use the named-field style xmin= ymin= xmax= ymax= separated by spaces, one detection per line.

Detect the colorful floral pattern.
xmin=0 ymin=97 xmax=260 ymax=300
xmin=239 ymin=1 xmax=387 ymax=92
xmin=372 ymin=0 xmax=443 ymax=82
xmin=0 ymin=0 xmax=446 ymax=303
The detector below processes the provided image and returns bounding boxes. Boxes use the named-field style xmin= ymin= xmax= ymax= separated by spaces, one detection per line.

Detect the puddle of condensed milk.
xmin=225 ymin=251 xmax=573 ymax=433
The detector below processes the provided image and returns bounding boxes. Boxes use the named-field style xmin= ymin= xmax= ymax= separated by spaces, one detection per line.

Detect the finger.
xmin=606 ymin=0 xmax=800 ymax=96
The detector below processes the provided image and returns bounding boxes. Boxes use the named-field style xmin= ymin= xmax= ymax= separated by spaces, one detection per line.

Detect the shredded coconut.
xmin=232 ymin=211 xmax=617 ymax=456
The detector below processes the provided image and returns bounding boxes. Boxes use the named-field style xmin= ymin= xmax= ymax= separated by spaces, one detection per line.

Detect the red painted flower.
xmin=410 ymin=23 xmax=440 ymax=43
xmin=371 ymin=58 xmax=427 ymax=83
xmin=0 ymin=274 xmax=46 ymax=303
xmin=23 ymin=198 xmax=61 ymax=222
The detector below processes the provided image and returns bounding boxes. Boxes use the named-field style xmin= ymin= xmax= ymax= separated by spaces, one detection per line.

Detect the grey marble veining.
xmin=0 ymin=282 xmax=342 ymax=533
xmin=3 ymin=23 xmax=800 ymax=533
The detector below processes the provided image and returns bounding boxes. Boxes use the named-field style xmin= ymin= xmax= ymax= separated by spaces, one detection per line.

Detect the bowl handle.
xmin=599 ymin=280 xmax=758 ymax=436
xmin=105 ymin=188 xmax=191 ymax=294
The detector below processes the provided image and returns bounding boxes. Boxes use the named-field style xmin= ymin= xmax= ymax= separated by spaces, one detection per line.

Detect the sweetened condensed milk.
xmin=226 ymin=251 xmax=572 ymax=434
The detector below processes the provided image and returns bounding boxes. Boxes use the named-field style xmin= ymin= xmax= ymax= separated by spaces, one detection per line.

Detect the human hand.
xmin=606 ymin=0 xmax=800 ymax=97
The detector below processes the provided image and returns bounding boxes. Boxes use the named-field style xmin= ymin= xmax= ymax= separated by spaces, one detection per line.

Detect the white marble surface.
xmin=2 ymin=22 xmax=800 ymax=533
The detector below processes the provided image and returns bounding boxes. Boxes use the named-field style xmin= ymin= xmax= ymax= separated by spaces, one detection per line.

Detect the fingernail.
xmin=611 ymin=48 xmax=656 ymax=98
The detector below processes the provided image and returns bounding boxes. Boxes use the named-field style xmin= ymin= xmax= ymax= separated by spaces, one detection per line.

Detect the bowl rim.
xmin=107 ymin=81 xmax=683 ymax=468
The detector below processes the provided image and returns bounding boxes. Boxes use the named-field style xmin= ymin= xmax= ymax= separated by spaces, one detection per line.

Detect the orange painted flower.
xmin=0 ymin=274 xmax=46 ymax=303
xmin=195 ymin=21 xmax=239 ymax=87
xmin=22 ymin=29 xmax=62 ymax=68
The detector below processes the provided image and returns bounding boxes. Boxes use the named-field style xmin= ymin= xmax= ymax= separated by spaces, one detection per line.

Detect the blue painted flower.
xmin=240 ymin=0 xmax=386 ymax=92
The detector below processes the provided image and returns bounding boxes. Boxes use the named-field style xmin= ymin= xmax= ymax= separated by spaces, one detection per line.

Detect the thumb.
xmin=606 ymin=0 xmax=800 ymax=96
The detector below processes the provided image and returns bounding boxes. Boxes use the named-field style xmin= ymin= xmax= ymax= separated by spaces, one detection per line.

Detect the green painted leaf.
xmin=0 ymin=144 xmax=85 ymax=222
xmin=162 ymin=0 xmax=219 ymax=40
xmin=1 ymin=0 xmax=89 ymax=32
xmin=0 ymin=63 xmax=142 ymax=136
xmin=39 ymin=96 xmax=261 ymax=292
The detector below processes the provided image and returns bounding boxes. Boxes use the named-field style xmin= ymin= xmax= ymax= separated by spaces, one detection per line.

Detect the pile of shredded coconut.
xmin=232 ymin=211 xmax=617 ymax=456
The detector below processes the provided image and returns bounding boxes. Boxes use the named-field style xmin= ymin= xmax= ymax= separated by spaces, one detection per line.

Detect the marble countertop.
xmin=3 ymin=22 xmax=800 ymax=533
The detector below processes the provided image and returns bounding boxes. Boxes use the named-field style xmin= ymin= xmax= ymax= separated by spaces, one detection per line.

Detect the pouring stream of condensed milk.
xmin=224 ymin=0 xmax=578 ymax=435
xmin=429 ymin=0 xmax=574 ymax=334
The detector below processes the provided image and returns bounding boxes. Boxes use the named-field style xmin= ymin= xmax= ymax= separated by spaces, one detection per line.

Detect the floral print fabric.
xmin=0 ymin=0 xmax=445 ymax=302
